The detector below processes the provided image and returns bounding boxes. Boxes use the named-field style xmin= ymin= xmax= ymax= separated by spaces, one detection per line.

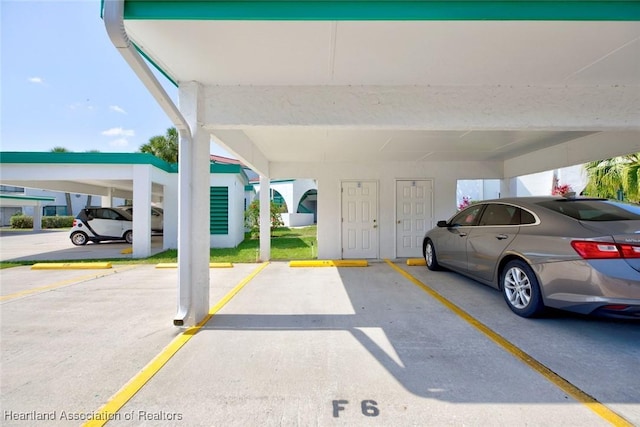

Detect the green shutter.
xmin=210 ymin=186 xmax=229 ymax=235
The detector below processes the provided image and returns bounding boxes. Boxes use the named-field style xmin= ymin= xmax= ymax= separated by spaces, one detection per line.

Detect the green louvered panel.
xmin=210 ymin=186 xmax=229 ymax=235
xmin=272 ymin=192 xmax=285 ymax=206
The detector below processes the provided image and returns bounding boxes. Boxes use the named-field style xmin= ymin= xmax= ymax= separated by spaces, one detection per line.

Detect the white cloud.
xmin=28 ymin=77 xmax=44 ymax=84
xmin=101 ymin=127 xmax=135 ymax=137
xmin=109 ymin=138 xmax=130 ymax=148
xmin=109 ymin=105 xmax=127 ymax=114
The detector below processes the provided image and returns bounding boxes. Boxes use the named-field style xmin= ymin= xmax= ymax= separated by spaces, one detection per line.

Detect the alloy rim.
xmin=426 ymin=243 xmax=434 ymax=266
xmin=504 ymin=267 xmax=531 ymax=309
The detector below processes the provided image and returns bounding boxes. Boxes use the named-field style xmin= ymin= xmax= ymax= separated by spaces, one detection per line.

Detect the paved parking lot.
xmin=0 ymin=229 xmax=164 ymax=262
xmin=1 ymin=247 xmax=639 ymax=426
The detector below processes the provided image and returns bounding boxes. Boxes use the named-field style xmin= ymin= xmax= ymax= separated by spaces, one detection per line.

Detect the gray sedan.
xmin=422 ymin=197 xmax=640 ymax=318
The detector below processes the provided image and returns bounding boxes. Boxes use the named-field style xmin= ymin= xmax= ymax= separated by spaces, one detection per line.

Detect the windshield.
xmin=536 ymin=199 xmax=640 ymax=221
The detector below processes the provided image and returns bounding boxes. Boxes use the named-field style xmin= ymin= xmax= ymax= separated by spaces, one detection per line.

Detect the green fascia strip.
xmin=123 ymin=1 xmax=640 ymax=21
xmin=0 ymin=152 xmax=177 ymax=173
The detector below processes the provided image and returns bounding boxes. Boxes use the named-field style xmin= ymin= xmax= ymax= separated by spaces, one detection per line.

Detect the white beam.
xmin=504 ymin=131 xmax=640 ymax=178
xmin=209 ymin=129 xmax=270 ymax=176
xmin=204 ymin=85 xmax=640 ymax=130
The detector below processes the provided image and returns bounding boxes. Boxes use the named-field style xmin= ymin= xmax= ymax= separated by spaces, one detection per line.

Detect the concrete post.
xmin=33 ymin=203 xmax=42 ymax=231
xmin=177 ymin=82 xmax=211 ymax=327
xmin=259 ymin=174 xmax=271 ymax=262
xmin=500 ymin=177 xmax=519 ymax=198
xmin=132 ymin=164 xmax=152 ymax=258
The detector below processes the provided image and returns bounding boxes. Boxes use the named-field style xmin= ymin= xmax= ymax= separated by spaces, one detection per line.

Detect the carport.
xmin=0 ymin=152 xmax=178 ymax=258
xmin=101 ymin=0 xmax=640 ymax=326
xmin=0 ymin=194 xmax=55 ymax=230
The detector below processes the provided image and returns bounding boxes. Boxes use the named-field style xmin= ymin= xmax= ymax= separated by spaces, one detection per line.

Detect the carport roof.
xmin=109 ymin=0 xmax=640 ymax=176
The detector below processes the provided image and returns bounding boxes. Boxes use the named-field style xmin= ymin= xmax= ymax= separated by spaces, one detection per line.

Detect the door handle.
xmin=496 ymin=234 xmax=508 ymax=240
xmin=458 ymin=232 xmax=467 ymax=237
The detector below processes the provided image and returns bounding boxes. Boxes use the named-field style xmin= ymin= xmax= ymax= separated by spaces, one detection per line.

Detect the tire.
xmin=424 ymin=239 xmax=441 ymax=271
xmin=124 ymin=230 xmax=133 ymax=244
xmin=501 ymin=259 xmax=545 ymax=318
xmin=70 ymin=231 xmax=88 ymax=246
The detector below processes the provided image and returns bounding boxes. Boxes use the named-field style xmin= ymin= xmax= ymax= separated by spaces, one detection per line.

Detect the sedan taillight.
xmin=571 ymin=240 xmax=640 ymax=259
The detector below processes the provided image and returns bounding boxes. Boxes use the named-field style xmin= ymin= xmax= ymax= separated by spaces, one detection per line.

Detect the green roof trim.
xmin=123 ymin=1 xmax=640 ymax=21
xmin=0 ymin=194 xmax=56 ymax=202
xmin=210 ymin=163 xmax=243 ymax=174
xmin=0 ymin=152 xmax=178 ymax=173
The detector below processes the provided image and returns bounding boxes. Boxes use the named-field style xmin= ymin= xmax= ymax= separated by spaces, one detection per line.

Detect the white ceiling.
xmin=124 ymin=19 xmax=640 ymax=171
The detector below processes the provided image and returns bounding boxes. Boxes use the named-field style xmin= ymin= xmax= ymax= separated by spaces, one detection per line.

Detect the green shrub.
xmin=244 ymin=200 xmax=284 ymax=238
xmin=10 ymin=215 xmax=33 ymax=229
xmin=42 ymin=216 xmax=74 ymax=228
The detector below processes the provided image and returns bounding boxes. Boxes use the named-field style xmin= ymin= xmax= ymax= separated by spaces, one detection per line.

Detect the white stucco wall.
xmin=272 ymin=159 xmax=502 ymax=259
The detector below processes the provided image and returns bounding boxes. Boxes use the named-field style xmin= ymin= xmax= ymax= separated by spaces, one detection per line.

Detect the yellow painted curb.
xmin=407 ymin=258 xmax=426 ymax=266
xmin=31 ymin=262 xmax=113 ymax=270
xmin=120 ymin=248 xmax=133 ymax=254
xmin=155 ymin=262 xmax=233 ymax=269
xmin=289 ymin=260 xmax=368 ymax=267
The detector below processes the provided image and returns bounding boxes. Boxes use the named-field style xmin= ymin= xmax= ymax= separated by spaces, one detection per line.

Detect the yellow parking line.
xmin=83 ymin=262 xmax=270 ymax=427
xmin=31 ymin=262 xmax=112 ymax=270
xmin=384 ymin=259 xmax=634 ymax=427
xmin=289 ymin=260 xmax=368 ymax=267
xmin=0 ymin=265 xmax=138 ymax=302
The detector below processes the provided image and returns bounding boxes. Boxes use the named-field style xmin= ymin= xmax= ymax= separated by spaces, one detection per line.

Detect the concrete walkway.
xmin=1 ymin=261 xmax=638 ymax=426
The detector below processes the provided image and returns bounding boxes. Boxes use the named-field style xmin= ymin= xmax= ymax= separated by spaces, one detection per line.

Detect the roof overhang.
xmin=114 ymin=1 xmax=640 ymax=176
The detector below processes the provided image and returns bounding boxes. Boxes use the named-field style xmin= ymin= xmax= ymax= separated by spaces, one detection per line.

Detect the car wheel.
xmin=124 ymin=230 xmax=133 ymax=244
xmin=501 ymin=259 xmax=545 ymax=318
xmin=424 ymin=239 xmax=441 ymax=271
xmin=70 ymin=231 xmax=88 ymax=246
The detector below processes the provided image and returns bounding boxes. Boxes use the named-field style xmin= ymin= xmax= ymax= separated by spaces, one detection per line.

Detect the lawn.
xmin=0 ymin=226 xmax=318 ymax=268
xmin=148 ymin=225 xmax=318 ymax=263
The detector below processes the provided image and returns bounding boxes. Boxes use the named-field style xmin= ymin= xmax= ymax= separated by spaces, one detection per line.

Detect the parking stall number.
xmin=332 ymin=400 xmax=379 ymax=417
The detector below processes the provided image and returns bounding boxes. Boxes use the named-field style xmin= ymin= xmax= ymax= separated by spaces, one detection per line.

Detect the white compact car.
xmin=69 ymin=207 xmax=133 ymax=245
xmin=119 ymin=206 xmax=164 ymax=233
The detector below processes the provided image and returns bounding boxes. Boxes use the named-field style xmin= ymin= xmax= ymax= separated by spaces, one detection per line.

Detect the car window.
xmin=517 ymin=208 xmax=536 ymax=225
xmin=478 ymin=204 xmax=518 ymax=226
xmin=450 ymin=205 xmax=484 ymax=226
xmin=536 ymin=200 xmax=640 ymax=221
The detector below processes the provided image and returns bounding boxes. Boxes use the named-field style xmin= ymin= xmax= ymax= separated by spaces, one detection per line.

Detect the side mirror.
xmin=437 ymin=220 xmax=448 ymax=227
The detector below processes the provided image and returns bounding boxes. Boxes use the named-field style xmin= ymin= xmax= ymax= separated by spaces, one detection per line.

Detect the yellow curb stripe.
xmin=384 ymin=259 xmax=634 ymax=427
xmin=0 ymin=266 xmax=138 ymax=302
xmin=120 ymin=248 xmax=133 ymax=254
xmin=83 ymin=262 xmax=270 ymax=427
xmin=31 ymin=262 xmax=112 ymax=270
xmin=155 ymin=262 xmax=233 ymax=269
xmin=289 ymin=260 xmax=368 ymax=267
xmin=406 ymin=258 xmax=426 ymax=266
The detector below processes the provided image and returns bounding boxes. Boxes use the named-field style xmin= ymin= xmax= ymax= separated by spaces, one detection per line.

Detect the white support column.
xmin=132 ymin=164 xmax=152 ymax=258
xmin=259 ymin=174 xmax=271 ymax=262
xmin=163 ymin=180 xmax=178 ymax=250
xmin=33 ymin=203 xmax=42 ymax=231
xmin=176 ymin=82 xmax=210 ymax=327
xmin=102 ymin=188 xmax=114 ymax=208
xmin=500 ymin=177 xmax=519 ymax=198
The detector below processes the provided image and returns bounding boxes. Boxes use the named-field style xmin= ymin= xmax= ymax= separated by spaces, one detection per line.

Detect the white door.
xmin=396 ymin=180 xmax=433 ymax=258
xmin=341 ymin=181 xmax=378 ymax=259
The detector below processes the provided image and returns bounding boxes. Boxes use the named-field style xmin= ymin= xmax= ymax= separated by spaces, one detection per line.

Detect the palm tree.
xmin=583 ymin=153 xmax=640 ymax=203
xmin=50 ymin=147 xmax=74 ymax=215
xmin=139 ymin=127 xmax=178 ymax=163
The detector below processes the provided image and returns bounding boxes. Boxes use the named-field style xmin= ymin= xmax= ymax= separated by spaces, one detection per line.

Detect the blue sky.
xmin=1 ymin=1 xmax=230 ymax=156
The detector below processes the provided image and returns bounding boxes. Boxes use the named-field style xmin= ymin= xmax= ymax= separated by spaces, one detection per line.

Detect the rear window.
xmin=536 ymin=199 xmax=640 ymax=221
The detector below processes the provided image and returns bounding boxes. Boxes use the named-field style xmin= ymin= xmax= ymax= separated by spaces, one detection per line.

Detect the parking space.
xmin=0 ymin=230 xmax=164 ymax=262
xmin=1 ymin=260 xmax=638 ymax=426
